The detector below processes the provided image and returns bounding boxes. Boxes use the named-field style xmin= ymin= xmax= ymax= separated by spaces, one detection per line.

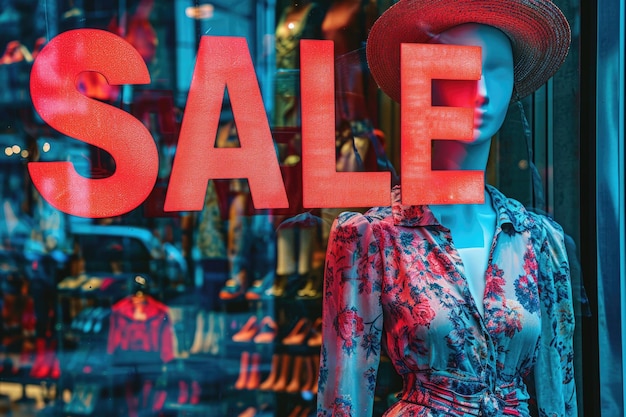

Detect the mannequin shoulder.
xmin=329 ymin=206 xmax=393 ymax=237
xmin=525 ymin=210 xmax=566 ymax=240
xmin=525 ymin=211 xmax=571 ymax=269
xmin=334 ymin=205 xmax=392 ymax=225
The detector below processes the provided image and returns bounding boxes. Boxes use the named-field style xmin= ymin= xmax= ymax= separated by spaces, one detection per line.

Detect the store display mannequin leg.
xmin=234 ymin=351 xmax=250 ymax=390
xmin=272 ymin=354 xmax=292 ymax=391
xmin=270 ymin=226 xmax=314 ymax=296
xmin=202 ymin=311 xmax=218 ymax=353
xmin=259 ymin=354 xmax=281 ymax=390
xmin=220 ymin=193 xmax=250 ymax=299
xmin=189 ymin=310 xmax=205 ymax=354
xmin=246 ymin=352 xmax=261 ymax=390
xmin=285 ymin=355 xmax=305 ymax=393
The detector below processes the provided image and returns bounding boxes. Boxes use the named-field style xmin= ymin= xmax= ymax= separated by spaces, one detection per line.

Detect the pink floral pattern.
xmin=317 ymin=186 xmax=577 ymax=417
xmin=335 ymin=307 xmax=365 ymax=353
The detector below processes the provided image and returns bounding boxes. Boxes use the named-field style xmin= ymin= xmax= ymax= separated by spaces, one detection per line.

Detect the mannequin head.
xmin=429 ymin=23 xmax=514 ymax=144
xmin=366 ymin=0 xmax=570 ymax=103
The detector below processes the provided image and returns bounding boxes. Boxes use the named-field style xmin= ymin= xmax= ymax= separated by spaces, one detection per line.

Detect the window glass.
xmin=0 ymin=1 xmax=588 ymax=416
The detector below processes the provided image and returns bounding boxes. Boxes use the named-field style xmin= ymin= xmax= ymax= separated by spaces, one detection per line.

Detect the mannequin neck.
xmin=430 ymin=190 xmax=496 ymax=249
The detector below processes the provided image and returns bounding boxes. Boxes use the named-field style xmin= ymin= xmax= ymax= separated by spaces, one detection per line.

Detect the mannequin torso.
xmin=427 ymin=23 xmax=512 ymax=315
xmin=318 ymin=8 xmax=578 ymax=417
xmin=430 ymin=192 xmax=496 ymax=315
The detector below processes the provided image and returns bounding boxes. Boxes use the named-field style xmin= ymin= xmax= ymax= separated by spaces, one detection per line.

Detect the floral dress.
xmin=317 ymin=185 xmax=577 ymax=417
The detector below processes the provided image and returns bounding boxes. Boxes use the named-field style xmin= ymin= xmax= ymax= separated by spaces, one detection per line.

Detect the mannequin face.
xmin=429 ymin=23 xmax=514 ymax=143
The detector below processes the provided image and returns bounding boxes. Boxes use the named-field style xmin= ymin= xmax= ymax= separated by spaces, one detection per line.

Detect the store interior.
xmin=0 ymin=1 xmax=405 ymax=416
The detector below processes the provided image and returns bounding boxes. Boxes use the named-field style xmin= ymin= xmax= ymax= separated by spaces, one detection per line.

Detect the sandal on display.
xmin=245 ymin=272 xmax=276 ymax=300
xmin=237 ymin=406 xmax=257 ymax=417
xmin=219 ymin=277 xmax=246 ymax=300
xmin=232 ymin=316 xmax=259 ymax=342
xmin=253 ymin=316 xmax=278 ymax=343
xmin=264 ymin=274 xmax=288 ymax=298
xmin=282 ymin=318 xmax=312 ymax=345
xmin=296 ymin=277 xmax=315 ymax=298
xmin=306 ymin=317 xmax=323 ymax=347
xmin=296 ymin=270 xmax=323 ymax=299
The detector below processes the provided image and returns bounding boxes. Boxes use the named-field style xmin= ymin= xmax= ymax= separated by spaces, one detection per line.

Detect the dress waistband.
xmin=398 ymin=372 xmax=526 ymax=417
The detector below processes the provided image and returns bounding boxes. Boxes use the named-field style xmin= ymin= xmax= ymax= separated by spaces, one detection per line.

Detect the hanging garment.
xmin=107 ymin=295 xmax=174 ymax=365
xmin=317 ymin=185 xmax=577 ymax=417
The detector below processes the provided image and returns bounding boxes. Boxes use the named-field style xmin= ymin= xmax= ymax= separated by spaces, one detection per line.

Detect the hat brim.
xmin=366 ymin=0 xmax=571 ymax=102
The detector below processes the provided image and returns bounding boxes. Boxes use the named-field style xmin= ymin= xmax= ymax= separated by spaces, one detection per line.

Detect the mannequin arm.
xmin=318 ymin=212 xmax=384 ymax=416
xmin=531 ymin=216 xmax=578 ymax=416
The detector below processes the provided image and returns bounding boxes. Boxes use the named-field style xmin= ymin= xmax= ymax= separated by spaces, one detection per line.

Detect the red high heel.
xmin=253 ymin=316 xmax=278 ymax=343
xmin=282 ymin=318 xmax=312 ymax=345
xmin=232 ymin=316 xmax=259 ymax=342
xmin=307 ymin=317 xmax=323 ymax=347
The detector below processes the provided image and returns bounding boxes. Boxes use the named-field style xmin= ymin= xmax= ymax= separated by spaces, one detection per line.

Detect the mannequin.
xmin=272 ymin=1 xmax=324 ymax=297
xmin=216 ymin=121 xmax=277 ymax=300
xmin=427 ymin=23 xmax=513 ymax=315
xmin=317 ymin=17 xmax=577 ymax=417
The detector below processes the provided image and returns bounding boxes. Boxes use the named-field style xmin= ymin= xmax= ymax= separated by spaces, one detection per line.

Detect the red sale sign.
xmin=28 ymin=29 xmax=482 ymax=218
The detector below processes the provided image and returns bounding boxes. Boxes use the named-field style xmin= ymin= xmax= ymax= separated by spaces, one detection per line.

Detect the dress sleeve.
xmin=317 ymin=212 xmax=384 ymax=417
xmin=532 ymin=216 xmax=578 ymax=416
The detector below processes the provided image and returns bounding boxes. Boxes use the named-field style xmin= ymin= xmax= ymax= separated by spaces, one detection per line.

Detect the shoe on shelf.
xmin=307 ymin=317 xmax=323 ymax=347
xmin=296 ymin=278 xmax=315 ymax=298
xmin=237 ymin=406 xmax=257 ymax=417
xmin=219 ymin=278 xmax=246 ymax=300
xmin=296 ymin=270 xmax=323 ymax=299
xmin=245 ymin=272 xmax=275 ymax=300
xmin=253 ymin=316 xmax=278 ymax=344
xmin=263 ymin=274 xmax=290 ymax=298
xmin=232 ymin=316 xmax=259 ymax=342
xmin=282 ymin=317 xmax=312 ymax=345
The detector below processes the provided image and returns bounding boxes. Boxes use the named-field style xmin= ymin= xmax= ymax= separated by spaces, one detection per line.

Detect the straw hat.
xmin=366 ymin=0 xmax=571 ymax=102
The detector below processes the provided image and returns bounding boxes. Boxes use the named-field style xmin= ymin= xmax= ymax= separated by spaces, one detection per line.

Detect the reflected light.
xmin=43 ymin=142 xmax=51 ymax=152
xmin=185 ymin=4 xmax=214 ymax=19
xmin=518 ymin=159 xmax=529 ymax=170
xmin=288 ymin=22 xmax=295 ymax=30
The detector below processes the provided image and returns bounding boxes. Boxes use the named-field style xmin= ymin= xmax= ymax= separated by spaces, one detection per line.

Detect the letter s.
xmin=29 ymin=29 xmax=157 ymax=218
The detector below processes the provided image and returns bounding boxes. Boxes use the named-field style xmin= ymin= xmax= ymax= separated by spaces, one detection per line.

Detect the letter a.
xmin=164 ymin=37 xmax=288 ymax=211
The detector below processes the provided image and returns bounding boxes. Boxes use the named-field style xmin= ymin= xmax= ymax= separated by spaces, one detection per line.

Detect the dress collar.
xmin=391 ymin=184 xmax=534 ymax=233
